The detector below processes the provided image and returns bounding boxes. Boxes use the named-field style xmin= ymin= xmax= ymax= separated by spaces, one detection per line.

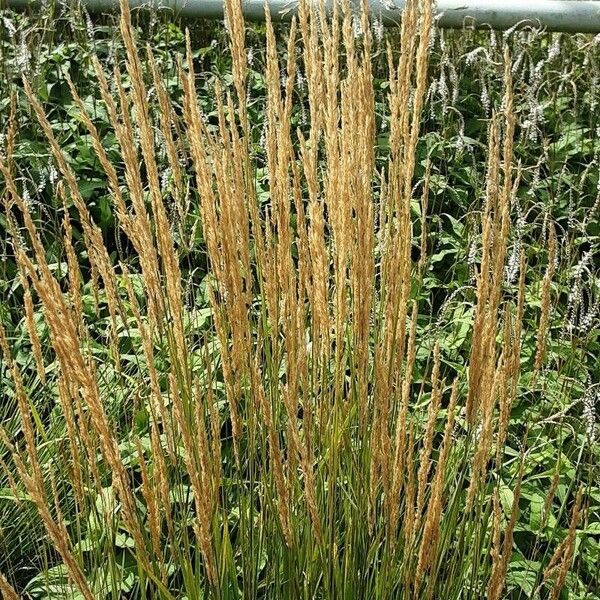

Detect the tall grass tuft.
xmin=0 ymin=0 xmax=595 ymax=598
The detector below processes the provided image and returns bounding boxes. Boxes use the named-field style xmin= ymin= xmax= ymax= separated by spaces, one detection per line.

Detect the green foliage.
xmin=0 ymin=3 xmax=599 ymax=599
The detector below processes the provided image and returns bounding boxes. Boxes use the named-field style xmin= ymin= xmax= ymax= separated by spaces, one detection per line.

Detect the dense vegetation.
xmin=0 ymin=1 xmax=599 ymax=598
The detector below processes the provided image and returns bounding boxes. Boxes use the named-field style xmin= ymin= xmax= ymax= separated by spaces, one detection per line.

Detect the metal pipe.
xmin=6 ymin=0 xmax=600 ymax=33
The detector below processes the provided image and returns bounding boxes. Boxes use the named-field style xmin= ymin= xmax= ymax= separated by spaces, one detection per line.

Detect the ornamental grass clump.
xmin=0 ymin=0 xmax=594 ymax=598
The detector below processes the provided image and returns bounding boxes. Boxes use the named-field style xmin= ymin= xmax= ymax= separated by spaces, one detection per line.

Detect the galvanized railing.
xmin=6 ymin=0 xmax=600 ymax=33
